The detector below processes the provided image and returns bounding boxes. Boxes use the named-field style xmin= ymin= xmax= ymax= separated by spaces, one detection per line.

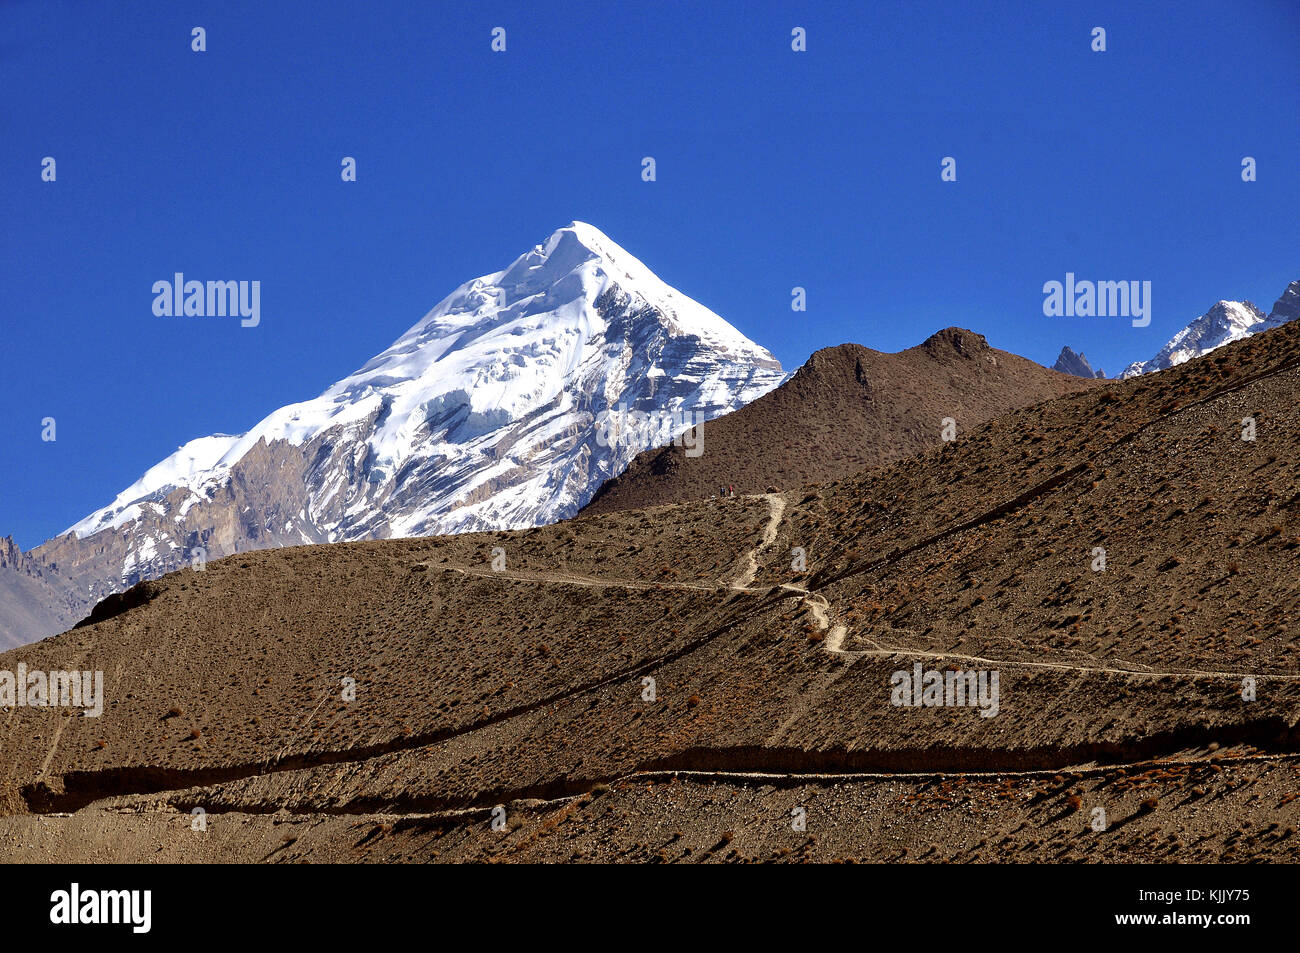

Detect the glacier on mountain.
xmin=56 ymin=223 xmax=784 ymax=592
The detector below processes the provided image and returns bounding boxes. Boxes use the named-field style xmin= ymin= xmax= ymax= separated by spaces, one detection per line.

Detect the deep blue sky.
xmin=3 ymin=0 xmax=1298 ymax=548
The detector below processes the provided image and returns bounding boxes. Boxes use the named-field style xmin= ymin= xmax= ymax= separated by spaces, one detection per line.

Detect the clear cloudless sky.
xmin=2 ymin=0 xmax=1298 ymax=548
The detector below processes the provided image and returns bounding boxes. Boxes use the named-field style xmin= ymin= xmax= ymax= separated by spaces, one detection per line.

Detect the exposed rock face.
xmin=1052 ymin=346 xmax=1105 ymax=379
xmin=0 ymin=537 xmax=92 ymax=649
xmin=1259 ymin=279 xmax=1300 ymax=331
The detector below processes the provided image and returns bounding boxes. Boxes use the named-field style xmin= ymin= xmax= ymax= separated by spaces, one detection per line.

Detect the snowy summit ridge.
xmin=1120 ymin=281 xmax=1300 ymax=379
xmin=56 ymin=223 xmax=784 ymax=593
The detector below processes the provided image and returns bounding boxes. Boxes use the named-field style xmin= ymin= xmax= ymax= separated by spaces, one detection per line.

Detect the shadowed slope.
xmin=582 ymin=329 xmax=1097 ymax=515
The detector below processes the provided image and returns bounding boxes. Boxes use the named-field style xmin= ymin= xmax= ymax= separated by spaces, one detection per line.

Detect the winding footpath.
xmin=432 ymin=491 xmax=1300 ymax=684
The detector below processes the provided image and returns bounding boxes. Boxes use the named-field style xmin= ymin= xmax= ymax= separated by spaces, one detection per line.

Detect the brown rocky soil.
xmin=2 ymin=317 xmax=1298 ymax=863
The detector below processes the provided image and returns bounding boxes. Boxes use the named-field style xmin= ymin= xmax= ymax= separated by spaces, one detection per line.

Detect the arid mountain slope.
xmin=0 ymin=538 xmax=91 ymax=650
xmin=2 ymin=316 xmax=1299 ymax=862
xmin=582 ymin=328 xmax=1097 ymax=516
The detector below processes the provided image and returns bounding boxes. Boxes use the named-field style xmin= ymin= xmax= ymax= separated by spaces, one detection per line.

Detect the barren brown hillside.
xmin=582 ymin=328 xmax=1098 ymax=515
xmin=1 ymin=317 xmax=1299 ymax=863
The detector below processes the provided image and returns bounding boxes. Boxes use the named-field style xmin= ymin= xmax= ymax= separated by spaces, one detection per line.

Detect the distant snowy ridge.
xmin=1119 ymin=280 xmax=1300 ymax=379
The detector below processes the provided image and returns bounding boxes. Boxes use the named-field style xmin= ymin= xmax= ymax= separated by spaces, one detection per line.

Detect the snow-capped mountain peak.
xmin=1119 ymin=281 xmax=1300 ymax=379
xmin=1119 ymin=299 xmax=1267 ymax=379
xmin=50 ymin=224 xmax=784 ymax=597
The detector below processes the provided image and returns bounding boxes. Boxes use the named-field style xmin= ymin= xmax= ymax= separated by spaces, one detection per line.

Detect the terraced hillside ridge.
xmin=2 ymin=315 xmax=1300 ymax=862
xmin=582 ymin=329 xmax=1098 ymax=516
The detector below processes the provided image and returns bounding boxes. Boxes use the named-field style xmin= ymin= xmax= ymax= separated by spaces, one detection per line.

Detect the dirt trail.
xmin=729 ymin=493 xmax=786 ymax=590
xmin=427 ymin=506 xmax=1300 ymax=684
xmin=783 ymin=580 xmax=1300 ymax=681
xmin=629 ymin=749 xmax=1300 ymax=786
xmin=822 ymin=637 xmax=1300 ymax=681
xmin=34 ymin=630 xmax=98 ymax=781
xmin=418 ymin=492 xmax=786 ymax=595
xmin=430 ymin=564 xmax=717 ymax=592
